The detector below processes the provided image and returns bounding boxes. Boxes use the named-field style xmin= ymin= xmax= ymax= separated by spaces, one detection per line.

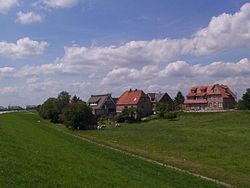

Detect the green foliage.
xmin=56 ymin=91 xmax=71 ymax=115
xmin=114 ymin=113 xmax=125 ymax=123
xmin=62 ymin=101 xmax=97 ymax=130
xmin=121 ymin=107 xmax=142 ymax=123
xmin=174 ymin=91 xmax=185 ymax=110
xmin=38 ymin=98 xmax=61 ymax=123
xmin=39 ymin=92 xmax=93 ymax=129
xmin=239 ymin=88 xmax=250 ymax=110
xmin=156 ymin=103 xmax=169 ymax=118
xmin=164 ymin=112 xmax=178 ymax=120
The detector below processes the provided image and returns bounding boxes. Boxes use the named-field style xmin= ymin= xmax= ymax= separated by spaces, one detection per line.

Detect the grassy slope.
xmin=0 ymin=112 xmax=221 ymax=188
xmin=70 ymin=111 xmax=250 ymax=187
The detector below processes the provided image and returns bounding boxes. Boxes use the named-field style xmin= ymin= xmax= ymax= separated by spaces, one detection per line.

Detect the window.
xmin=213 ymin=102 xmax=217 ymax=107
xmin=209 ymin=102 xmax=212 ymax=107
xmin=218 ymin=102 xmax=223 ymax=108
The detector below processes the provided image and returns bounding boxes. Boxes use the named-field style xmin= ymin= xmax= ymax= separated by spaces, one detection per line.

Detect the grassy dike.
xmin=0 ymin=112 xmax=221 ymax=188
xmin=67 ymin=111 xmax=250 ymax=187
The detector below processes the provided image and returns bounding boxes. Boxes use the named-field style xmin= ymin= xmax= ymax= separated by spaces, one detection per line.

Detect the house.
xmin=116 ymin=89 xmax=152 ymax=117
xmin=147 ymin=92 xmax=174 ymax=114
xmin=87 ymin=94 xmax=116 ymax=116
xmin=184 ymin=84 xmax=236 ymax=111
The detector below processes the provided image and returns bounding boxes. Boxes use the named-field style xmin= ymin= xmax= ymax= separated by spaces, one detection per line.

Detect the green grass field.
xmin=0 ymin=112 xmax=221 ymax=188
xmin=68 ymin=111 xmax=250 ymax=187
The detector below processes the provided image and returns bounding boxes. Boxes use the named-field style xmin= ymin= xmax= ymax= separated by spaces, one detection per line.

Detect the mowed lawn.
xmin=70 ymin=111 xmax=250 ymax=187
xmin=0 ymin=112 xmax=221 ymax=188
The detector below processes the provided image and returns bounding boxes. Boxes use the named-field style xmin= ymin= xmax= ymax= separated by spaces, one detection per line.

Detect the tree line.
xmin=38 ymin=91 xmax=97 ymax=130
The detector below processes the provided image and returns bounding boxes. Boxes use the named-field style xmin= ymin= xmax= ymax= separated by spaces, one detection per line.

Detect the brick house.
xmin=184 ymin=84 xmax=236 ymax=111
xmin=116 ymin=89 xmax=152 ymax=117
xmin=87 ymin=94 xmax=116 ymax=116
xmin=147 ymin=92 xmax=174 ymax=114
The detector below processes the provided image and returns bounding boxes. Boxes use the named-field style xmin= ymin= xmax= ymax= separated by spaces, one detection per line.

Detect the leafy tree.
xmin=38 ymin=98 xmax=60 ymax=123
xmin=121 ymin=107 xmax=142 ymax=122
xmin=156 ymin=103 xmax=169 ymax=118
xmin=57 ymin=91 xmax=71 ymax=110
xmin=239 ymin=88 xmax=250 ymax=110
xmin=62 ymin=101 xmax=97 ymax=130
xmin=58 ymin=91 xmax=71 ymax=103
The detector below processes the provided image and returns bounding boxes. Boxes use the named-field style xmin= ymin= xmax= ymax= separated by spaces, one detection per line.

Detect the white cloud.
xmin=0 ymin=37 xmax=48 ymax=59
xmin=33 ymin=3 xmax=250 ymax=71
xmin=1 ymin=3 xmax=250 ymax=106
xmin=0 ymin=0 xmax=18 ymax=13
xmin=38 ymin=0 xmax=80 ymax=8
xmin=0 ymin=67 xmax=16 ymax=79
xmin=16 ymin=11 xmax=43 ymax=24
xmin=159 ymin=58 xmax=250 ymax=78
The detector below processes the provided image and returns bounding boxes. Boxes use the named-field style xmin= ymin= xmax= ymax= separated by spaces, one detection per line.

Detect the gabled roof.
xmin=147 ymin=92 xmax=172 ymax=102
xmin=187 ymin=84 xmax=235 ymax=99
xmin=117 ymin=89 xmax=146 ymax=105
xmin=87 ymin=94 xmax=114 ymax=109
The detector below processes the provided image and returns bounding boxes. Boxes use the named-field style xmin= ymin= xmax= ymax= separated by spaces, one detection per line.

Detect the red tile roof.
xmin=187 ymin=84 xmax=235 ymax=99
xmin=117 ymin=89 xmax=146 ymax=105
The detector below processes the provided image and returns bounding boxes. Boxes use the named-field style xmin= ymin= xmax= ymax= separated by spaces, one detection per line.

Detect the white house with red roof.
xmin=116 ymin=89 xmax=152 ymax=117
xmin=184 ymin=84 xmax=236 ymax=111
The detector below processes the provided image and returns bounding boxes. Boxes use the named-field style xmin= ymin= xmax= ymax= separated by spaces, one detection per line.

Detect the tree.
xmin=62 ymin=101 xmax=97 ymax=130
xmin=156 ymin=103 xmax=168 ymax=118
xmin=57 ymin=91 xmax=71 ymax=109
xmin=239 ymin=88 xmax=250 ymax=110
xmin=121 ymin=107 xmax=142 ymax=122
xmin=71 ymin=95 xmax=81 ymax=103
xmin=174 ymin=91 xmax=185 ymax=110
xmin=38 ymin=98 xmax=60 ymax=123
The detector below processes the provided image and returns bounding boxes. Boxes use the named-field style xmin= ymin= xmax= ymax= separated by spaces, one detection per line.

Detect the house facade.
xmin=116 ymin=89 xmax=152 ymax=117
xmin=184 ymin=84 xmax=236 ymax=111
xmin=147 ymin=92 xmax=174 ymax=114
xmin=87 ymin=94 xmax=116 ymax=116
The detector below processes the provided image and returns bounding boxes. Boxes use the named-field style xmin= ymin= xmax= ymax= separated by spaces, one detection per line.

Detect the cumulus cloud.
xmin=1 ymin=3 xmax=250 ymax=106
xmin=16 ymin=11 xmax=43 ymax=24
xmin=100 ymin=58 xmax=250 ymax=95
xmin=32 ymin=3 xmax=250 ymax=70
xmin=0 ymin=67 xmax=16 ymax=79
xmin=0 ymin=37 xmax=48 ymax=59
xmin=0 ymin=0 xmax=18 ymax=13
xmin=38 ymin=0 xmax=80 ymax=8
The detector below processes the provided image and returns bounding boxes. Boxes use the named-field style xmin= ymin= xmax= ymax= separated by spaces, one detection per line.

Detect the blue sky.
xmin=0 ymin=0 xmax=250 ymax=106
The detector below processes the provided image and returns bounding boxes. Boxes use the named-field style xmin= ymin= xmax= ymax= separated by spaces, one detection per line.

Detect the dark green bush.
xmin=164 ymin=112 xmax=178 ymax=121
xmin=62 ymin=101 xmax=97 ymax=130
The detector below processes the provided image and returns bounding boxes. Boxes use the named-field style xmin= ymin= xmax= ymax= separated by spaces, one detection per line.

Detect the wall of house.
xmin=138 ymin=97 xmax=152 ymax=117
xmin=185 ymin=104 xmax=208 ymax=111
xmin=207 ymin=95 xmax=224 ymax=110
xmin=116 ymin=105 xmax=136 ymax=113
xmin=223 ymin=98 xmax=236 ymax=109
xmin=160 ymin=95 xmax=174 ymax=111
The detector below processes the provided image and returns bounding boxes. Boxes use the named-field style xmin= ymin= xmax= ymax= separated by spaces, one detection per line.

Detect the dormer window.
xmin=191 ymin=89 xmax=197 ymax=93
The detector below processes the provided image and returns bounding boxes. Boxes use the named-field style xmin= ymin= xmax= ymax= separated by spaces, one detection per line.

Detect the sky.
xmin=0 ymin=0 xmax=250 ymax=106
